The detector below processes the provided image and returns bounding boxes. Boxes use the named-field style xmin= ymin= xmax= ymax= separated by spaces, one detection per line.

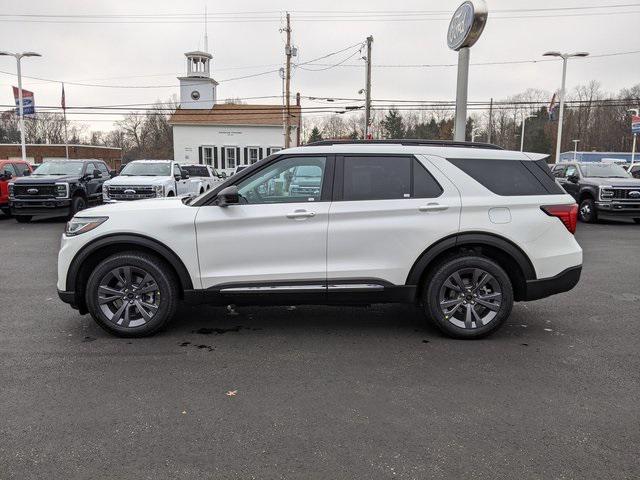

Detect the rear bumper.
xmin=522 ymin=265 xmax=582 ymax=301
xmin=10 ymin=198 xmax=71 ymax=216
xmin=596 ymin=201 xmax=640 ymax=216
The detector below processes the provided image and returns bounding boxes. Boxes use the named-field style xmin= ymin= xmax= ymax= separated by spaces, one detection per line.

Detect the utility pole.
xmin=364 ymin=35 xmax=373 ymax=139
xmin=284 ymin=12 xmax=292 ymax=148
xmin=487 ymin=97 xmax=493 ymax=143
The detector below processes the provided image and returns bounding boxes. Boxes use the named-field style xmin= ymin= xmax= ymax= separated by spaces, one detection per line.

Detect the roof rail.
xmin=303 ymin=139 xmax=503 ymax=150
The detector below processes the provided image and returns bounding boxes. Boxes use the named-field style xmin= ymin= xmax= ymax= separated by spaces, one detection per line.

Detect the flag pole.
xmin=62 ymin=82 xmax=69 ymax=159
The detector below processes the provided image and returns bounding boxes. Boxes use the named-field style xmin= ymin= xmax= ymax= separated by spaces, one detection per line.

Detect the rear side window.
xmin=342 ymin=156 xmax=443 ymax=201
xmin=448 ymin=158 xmax=564 ymax=196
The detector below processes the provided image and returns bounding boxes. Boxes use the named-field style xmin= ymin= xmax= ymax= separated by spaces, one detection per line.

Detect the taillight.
xmin=541 ymin=204 xmax=578 ymax=234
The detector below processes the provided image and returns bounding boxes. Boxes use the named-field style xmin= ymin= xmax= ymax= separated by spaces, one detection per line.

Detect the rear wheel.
xmin=578 ymin=198 xmax=598 ymax=223
xmin=423 ymin=255 xmax=513 ymax=339
xmin=15 ymin=215 xmax=32 ymax=223
xmin=85 ymin=252 xmax=179 ymax=337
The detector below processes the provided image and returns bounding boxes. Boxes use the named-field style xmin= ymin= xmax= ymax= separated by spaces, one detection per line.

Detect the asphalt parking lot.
xmin=0 ymin=214 xmax=638 ymax=479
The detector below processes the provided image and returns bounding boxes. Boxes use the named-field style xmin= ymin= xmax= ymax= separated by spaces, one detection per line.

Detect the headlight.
xmin=55 ymin=182 xmax=69 ymax=198
xmin=154 ymin=185 xmax=164 ymax=197
xmin=65 ymin=216 xmax=108 ymax=236
xmin=8 ymin=182 xmax=14 ymax=198
xmin=599 ymin=186 xmax=614 ymax=200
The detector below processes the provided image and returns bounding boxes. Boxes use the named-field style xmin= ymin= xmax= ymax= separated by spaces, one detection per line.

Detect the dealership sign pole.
xmin=448 ymin=1 xmax=488 ymax=142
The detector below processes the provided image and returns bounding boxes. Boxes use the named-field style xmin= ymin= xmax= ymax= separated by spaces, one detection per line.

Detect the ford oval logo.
xmin=27 ymin=188 xmax=39 ymax=194
xmin=124 ymin=189 xmax=136 ymax=195
xmin=629 ymin=190 xmax=640 ymax=198
xmin=447 ymin=2 xmax=474 ymax=50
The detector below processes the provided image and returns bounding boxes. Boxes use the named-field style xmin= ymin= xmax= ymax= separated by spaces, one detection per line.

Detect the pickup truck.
xmin=179 ymin=163 xmax=225 ymax=194
xmin=103 ymin=160 xmax=199 ymax=202
xmin=0 ymin=159 xmax=32 ymax=216
xmin=9 ymin=159 xmax=110 ymax=222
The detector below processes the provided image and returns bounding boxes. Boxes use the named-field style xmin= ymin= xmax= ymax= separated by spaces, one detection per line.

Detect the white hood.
xmin=105 ymin=175 xmax=171 ymax=187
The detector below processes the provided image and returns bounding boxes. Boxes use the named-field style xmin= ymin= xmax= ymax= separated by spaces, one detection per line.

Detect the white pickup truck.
xmin=103 ymin=160 xmax=198 ymax=202
xmin=179 ymin=163 xmax=226 ymax=194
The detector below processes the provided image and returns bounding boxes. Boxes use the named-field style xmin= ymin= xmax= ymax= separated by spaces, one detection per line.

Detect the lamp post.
xmin=542 ymin=51 xmax=589 ymax=163
xmin=629 ymin=108 xmax=639 ymax=165
xmin=572 ymin=139 xmax=580 ymax=161
xmin=520 ymin=114 xmax=536 ymax=151
xmin=0 ymin=51 xmax=41 ymax=162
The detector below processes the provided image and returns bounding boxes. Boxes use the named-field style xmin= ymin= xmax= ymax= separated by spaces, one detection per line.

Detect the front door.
xmin=195 ymin=155 xmax=332 ymax=289
xmin=173 ymin=164 xmax=190 ymax=195
xmin=327 ymin=154 xmax=461 ymax=287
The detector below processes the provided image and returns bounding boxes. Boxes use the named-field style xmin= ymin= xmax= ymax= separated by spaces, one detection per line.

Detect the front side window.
xmin=120 ymin=162 xmax=171 ymax=177
xmin=96 ymin=162 xmax=109 ymax=176
xmin=182 ymin=165 xmax=209 ymax=177
xmin=3 ymin=163 xmax=17 ymax=176
xmin=565 ymin=165 xmax=578 ymax=178
xmin=237 ymin=156 xmax=326 ymax=204
xmin=552 ymin=165 xmax=567 ymax=178
xmin=173 ymin=165 xmax=182 ymax=177
xmin=31 ymin=161 xmax=85 ymax=176
xmin=225 ymin=147 xmax=237 ymax=169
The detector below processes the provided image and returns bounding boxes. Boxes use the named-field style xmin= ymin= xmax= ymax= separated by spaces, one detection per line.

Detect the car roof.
xmin=282 ymin=144 xmax=544 ymax=161
xmin=128 ymin=159 xmax=172 ymax=163
xmin=43 ymin=158 xmax=103 ymax=163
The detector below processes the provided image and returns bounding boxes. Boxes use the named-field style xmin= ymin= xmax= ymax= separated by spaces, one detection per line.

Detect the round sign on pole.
xmin=447 ymin=0 xmax=488 ymax=51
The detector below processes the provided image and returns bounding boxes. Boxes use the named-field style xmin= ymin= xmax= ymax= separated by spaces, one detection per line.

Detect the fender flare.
xmin=405 ymin=232 xmax=536 ymax=285
xmin=66 ymin=233 xmax=194 ymax=293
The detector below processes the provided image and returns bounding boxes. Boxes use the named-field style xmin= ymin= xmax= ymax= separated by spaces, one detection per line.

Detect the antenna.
xmin=204 ymin=5 xmax=209 ymax=53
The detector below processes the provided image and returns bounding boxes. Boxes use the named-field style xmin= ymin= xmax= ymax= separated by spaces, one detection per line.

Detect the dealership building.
xmin=0 ymin=144 xmax=122 ymax=170
xmin=169 ymin=50 xmax=300 ymax=177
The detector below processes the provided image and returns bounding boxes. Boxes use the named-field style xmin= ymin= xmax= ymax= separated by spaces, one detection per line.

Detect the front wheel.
xmin=85 ymin=252 xmax=179 ymax=337
xmin=578 ymin=198 xmax=598 ymax=223
xmin=423 ymin=256 xmax=514 ymax=339
xmin=70 ymin=196 xmax=87 ymax=218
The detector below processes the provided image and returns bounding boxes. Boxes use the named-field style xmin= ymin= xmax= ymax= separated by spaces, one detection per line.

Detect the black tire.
xmin=15 ymin=215 xmax=32 ymax=223
xmin=633 ymin=219 xmax=640 ymax=224
xmin=167 ymin=191 xmax=175 ymax=197
xmin=85 ymin=252 xmax=179 ymax=337
xmin=578 ymin=198 xmax=598 ymax=223
xmin=1 ymin=207 xmax=11 ymax=217
xmin=70 ymin=195 xmax=87 ymax=218
xmin=423 ymin=255 xmax=514 ymax=339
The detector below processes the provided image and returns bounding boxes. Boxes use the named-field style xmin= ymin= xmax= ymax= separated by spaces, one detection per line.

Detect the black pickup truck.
xmin=9 ymin=159 xmax=112 ymax=223
xmin=551 ymin=162 xmax=640 ymax=223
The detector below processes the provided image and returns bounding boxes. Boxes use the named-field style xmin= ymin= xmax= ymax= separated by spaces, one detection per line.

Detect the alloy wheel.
xmin=438 ymin=268 xmax=502 ymax=330
xmin=97 ymin=266 xmax=161 ymax=328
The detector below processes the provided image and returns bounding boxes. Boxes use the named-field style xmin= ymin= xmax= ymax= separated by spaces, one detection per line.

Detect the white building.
xmin=170 ymin=51 xmax=300 ymax=177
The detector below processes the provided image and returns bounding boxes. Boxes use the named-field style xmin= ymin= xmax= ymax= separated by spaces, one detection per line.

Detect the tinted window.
xmin=11 ymin=163 xmax=30 ymax=176
xmin=565 ymin=165 xmax=578 ymax=178
xmin=2 ymin=164 xmax=17 ymax=176
xmin=96 ymin=162 xmax=109 ymax=176
xmin=182 ymin=165 xmax=209 ymax=177
xmin=552 ymin=165 xmax=567 ymax=178
xmin=343 ymin=156 xmax=411 ymax=201
xmin=237 ymin=156 xmax=326 ymax=204
xmin=413 ymin=159 xmax=443 ymax=198
xmin=448 ymin=158 xmax=564 ymax=196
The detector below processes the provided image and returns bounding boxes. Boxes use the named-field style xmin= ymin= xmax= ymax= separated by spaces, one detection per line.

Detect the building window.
xmin=269 ymin=147 xmax=282 ymax=155
xmin=248 ymin=147 xmax=260 ymax=164
xmin=202 ymin=147 xmax=214 ymax=166
xmin=225 ymin=146 xmax=237 ymax=169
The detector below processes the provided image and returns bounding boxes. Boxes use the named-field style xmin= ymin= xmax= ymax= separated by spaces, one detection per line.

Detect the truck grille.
xmin=108 ymin=185 xmax=156 ymax=200
xmin=13 ymin=184 xmax=57 ymax=198
xmin=611 ymin=188 xmax=640 ymax=201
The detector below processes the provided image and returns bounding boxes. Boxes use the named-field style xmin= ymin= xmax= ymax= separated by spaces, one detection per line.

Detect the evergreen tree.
xmin=381 ymin=108 xmax=405 ymax=139
xmin=307 ymin=126 xmax=323 ymax=143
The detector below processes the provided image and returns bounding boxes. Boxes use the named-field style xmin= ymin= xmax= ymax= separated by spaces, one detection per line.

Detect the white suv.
xmin=57 ymin=140 xmax=582 ymax=339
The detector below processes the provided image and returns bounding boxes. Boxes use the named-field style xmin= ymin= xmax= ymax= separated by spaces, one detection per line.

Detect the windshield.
xmin=120 ymin=162 xmax=171 ymax=176
xmin=31 ymin=161 xmax=84 ymax=176
xmin=181 ymin=165 xmax=209 ymax=177
xmin=578 ymin=163 xmax=630 ymax=178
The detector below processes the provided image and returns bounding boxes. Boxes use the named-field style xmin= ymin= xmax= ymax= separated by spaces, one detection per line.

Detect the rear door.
xmin=326 ymin=154 xmax=461 ymax=287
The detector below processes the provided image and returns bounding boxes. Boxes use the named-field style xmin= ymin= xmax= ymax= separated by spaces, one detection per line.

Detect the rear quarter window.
xmin=448 ymin=158 xmax=564 ymax=196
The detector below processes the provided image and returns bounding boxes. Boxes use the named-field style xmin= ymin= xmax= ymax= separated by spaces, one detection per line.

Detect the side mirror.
xmin=215 ymin=185 xmax=239 ymax=207
xmin=182 ymin=172 xmax=190 ymax=180
xmin=93 ymin=169 xmax=102 ymax=179
xmin=23 ymin=169 xmax=30 ymax=176
xmin=109 ymin=170 xmax=117 ymax=178
xmin=221 ymin=172 xmax=227 ymax=179
xmin=567 ymin=174 xmax=579 ymax=183
xmin=174 ymin=174 xmax=181 ymax=181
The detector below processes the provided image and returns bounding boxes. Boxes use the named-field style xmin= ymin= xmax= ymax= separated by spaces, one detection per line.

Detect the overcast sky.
xmin=1 ymin=0 xmax=639 ymax=131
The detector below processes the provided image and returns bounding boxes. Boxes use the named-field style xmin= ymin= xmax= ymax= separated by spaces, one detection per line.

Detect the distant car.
xmin=102 ymin=160 xmax=198 ymax=202
xmin=9 ymin=159 xmax=109 ymax=222
xmin=287 ymin=164 xmax=323 ymax=197
xmin=551 ymin=162 xmax=640 ymax=223
xmin=232 ymin=165 xmax=248 ymax=176
xmin=0 ymin=159 xmax=32 ymax=216
xmin=179 ymin=164 xmax=225 ymax=194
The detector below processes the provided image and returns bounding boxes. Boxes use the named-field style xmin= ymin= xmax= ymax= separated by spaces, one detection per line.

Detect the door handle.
xmin=419 ymin=203 xmax=448 ymax=212
xmin=286 ymin=210 xmax=316 ymax=219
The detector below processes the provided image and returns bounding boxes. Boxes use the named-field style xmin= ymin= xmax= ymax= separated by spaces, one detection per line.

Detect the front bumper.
xmin=522 ymin=265 xmax=582 ymax=301
xmin=596 ymin=201 xmax=640 ymax=217
xmin=10 ymin=198 xmax=71 ymax=216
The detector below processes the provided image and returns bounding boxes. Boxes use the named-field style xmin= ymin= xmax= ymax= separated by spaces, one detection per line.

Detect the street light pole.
xmin=543 ymin=51 xmax=589 ymax=163
xmin=0 ymin=51 xmax=42 ymax=162
xmin=520 ymin=114 xmax=536 ymax=152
